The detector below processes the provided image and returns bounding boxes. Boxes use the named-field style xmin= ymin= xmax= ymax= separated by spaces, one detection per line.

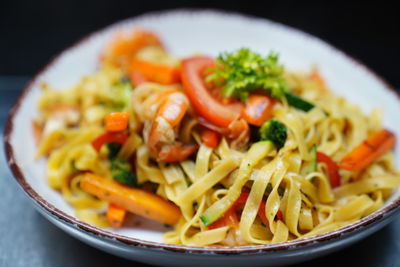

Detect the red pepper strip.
xmin=201 ymin=127 xmax=221 ymax=148
xmin=181 ymin=56 xmax=243 ymax=127
xmin=158 ymin=143 xmax=198 ymax=163
xmin=130 ymin=70 xmax=148 ymax=86
xmin=317 ymin=152 xmax=341 ymax=188
xmin=208 ymin=207 xmax=239 ymax=230
xmin=91 ymin=132 xmax=129 ymax=152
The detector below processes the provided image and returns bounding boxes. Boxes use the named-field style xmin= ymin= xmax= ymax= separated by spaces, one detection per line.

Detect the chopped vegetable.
xmin=130 ymin=59 xmax=180 ymax=85
xmin=259 ymin=119 xmax=287 ymax=149
xmin=158 ymin=143 xmax=198 ymax=163
xmin=206 ymin=48 xmax=316 ymax=112
xmin=130 ymin=71 xmax=148 ymax=86
xmin=201 ymin=128 xmax=221 ymax=148
xmin=310 ymin=144 xmax=318 ymax=172
xmin=241 ymin=94 xmax=276 ymax=126
xmin=91 ymin=132 xmax=129 ymax=152
xmin=208 ymin=207 xmax=239 ymax=230
xmin=110 ymin=82 xmax=132 ymax=112
xmin=106 ymin=142 xmax=122 ymax=160
xmin=338 ymin=129 xmax=396 ymax=171
xmin=181 ymin=56 xmax=243 ymax=127
xmin=81 ymin=173 xmax=181 ymax=225
xmin=105 ymin=112 xmax=129 ymax=132
xmin=284 ymin=92 xmax=315 ymax=112
xmin=206 ymin=48 xmax=287 ymax=100
xmin=110 ymin=158 xmax=137 ymax=187
xmin=317 ymin=152 xmax=341 ymax=188
xmin=106 ymin=203 xmax=126 ymax=228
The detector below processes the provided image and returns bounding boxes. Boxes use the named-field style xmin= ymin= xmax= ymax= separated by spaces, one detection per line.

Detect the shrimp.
xmin=148 ymin=90 xmax=198 ymax=162
xmin=102 ymin=29 xmax=163 ymax=69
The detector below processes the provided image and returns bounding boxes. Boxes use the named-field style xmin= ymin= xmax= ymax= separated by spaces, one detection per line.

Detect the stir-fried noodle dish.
xmin=33 ymin=29 xmax=400 ymax=246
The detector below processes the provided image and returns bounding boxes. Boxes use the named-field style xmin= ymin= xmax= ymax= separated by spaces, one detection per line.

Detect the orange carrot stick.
xmin=338 ymin=129 xmax=396 ymax=171
xmin=105 ymin=112 xmax=129 ymax=132
xmin=130 ymin=59 xmax=180 ymax=85
xmin=106 ymin=204 xmax=127 ymax=228
xmin=81 ymin=173 xmax=181 ymax=225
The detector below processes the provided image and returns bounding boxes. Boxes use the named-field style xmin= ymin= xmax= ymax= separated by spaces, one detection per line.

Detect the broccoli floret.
xmin=259 ymin=119 xmax=287 ymax=149
xmin=110 ymin=158 xmax=137 ymax=187
xmin=106 ymin=142 xmax=122 ymax=160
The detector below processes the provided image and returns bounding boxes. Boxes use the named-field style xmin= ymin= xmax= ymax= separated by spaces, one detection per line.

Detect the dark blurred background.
xmin=1 ymin=1 xmax=399 ymax=87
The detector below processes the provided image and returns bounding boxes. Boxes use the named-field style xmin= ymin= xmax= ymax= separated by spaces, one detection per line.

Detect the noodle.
xmin=34 ymin=31 xmax=400 ymax=247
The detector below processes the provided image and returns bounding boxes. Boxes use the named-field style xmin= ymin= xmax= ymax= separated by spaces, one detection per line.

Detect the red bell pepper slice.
xmin=91 ymin=132 xmax=129 ymax=152
xmin=317 ymin=152 xmax=341 ymax=188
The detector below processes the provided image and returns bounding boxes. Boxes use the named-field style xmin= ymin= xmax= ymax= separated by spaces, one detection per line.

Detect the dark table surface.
xmin=1 ymin=76 xmax=400 ymax=267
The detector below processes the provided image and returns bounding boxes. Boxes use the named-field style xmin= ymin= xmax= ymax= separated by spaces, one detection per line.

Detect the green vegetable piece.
xmin=110 ymin=158 xmax=137 ymax=187
xmin=310 ymin=144 xmax=318 ymax=173
xmin=106 ymin=142 xmax=122 ymax=160
xmin=284 ymin=92 xmax=315 ymax=112
xmin=206 ymin=48 xmax=287 ymax=100
xmin=259 ymin=119 xmax=287 ymax=149
xmin=111 ymin=82 xmax=132 ymax=112
xmin=277 ymin=187 xmax=285 ymax=197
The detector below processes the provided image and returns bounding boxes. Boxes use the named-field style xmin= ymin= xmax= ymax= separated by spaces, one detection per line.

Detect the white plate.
xmin=4 ymin=9 xmax=400 ymax=267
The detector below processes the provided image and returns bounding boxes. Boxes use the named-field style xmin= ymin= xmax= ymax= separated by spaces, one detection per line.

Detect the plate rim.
xmin=4 ymin=8 xmax=400 ymax=255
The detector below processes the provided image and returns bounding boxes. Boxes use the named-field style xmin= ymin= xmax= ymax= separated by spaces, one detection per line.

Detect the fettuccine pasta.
xmin=33 ymin=29 xmax=400 ymax=246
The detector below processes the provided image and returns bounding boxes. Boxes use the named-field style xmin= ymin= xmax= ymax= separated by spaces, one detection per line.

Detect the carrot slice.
xmin=130 ymin=59 xmax=180 ymax=85
xmin=106 ymin=203 xmax=127 ymax=228
xmin=130 ymin=71 xmax=148 ymax=86
xmin=105 ymin=112 xmax=129 ymax=132
xmin=201 ymin=128 xmax=221 ymax=148
xmin=338 ymin=129 xmax=396 ymax=171
xmin=81 ymin=173 xmax=181 ymax=225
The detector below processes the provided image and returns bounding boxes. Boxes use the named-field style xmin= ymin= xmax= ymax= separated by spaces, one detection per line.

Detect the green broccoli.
xmin=110 ymin=158 xmax=137 ymax=187
xmin=106 ymin=142 xmax=122 ymax=160
xmin=206 ymin=48 xmax=316 ymax=112
xmin=259 ymin=119 xmax=287 ymax=149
